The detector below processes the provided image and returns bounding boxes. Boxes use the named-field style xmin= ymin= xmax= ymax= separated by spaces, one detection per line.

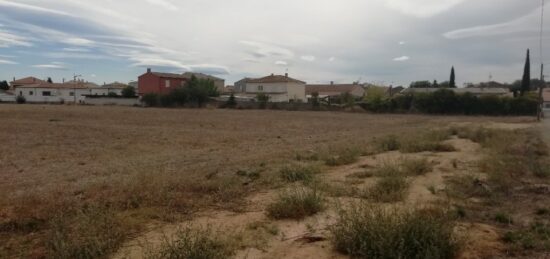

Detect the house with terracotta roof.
xmin=10 ymin=77 xmax=47 ymax=89
xmin=138 ymin=68 xmax=188 ymax=96
xmin=238 ymin=73 xmax=306 ymax=102
xmin=305 ymin=82 xmax=365 ymax=99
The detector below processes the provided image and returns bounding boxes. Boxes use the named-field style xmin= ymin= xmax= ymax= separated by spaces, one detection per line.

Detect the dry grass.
xmin=0 ymin=104 xmax=529 ymax=257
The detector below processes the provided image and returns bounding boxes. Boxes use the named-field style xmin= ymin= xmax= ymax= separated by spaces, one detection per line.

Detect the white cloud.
xmin=144 ymin=0 xmax=179 ymax=11
xmin=275 ymin=60 xmax=288 ymax=66
xmin=32 ymin=63 xmax=68 ymax=69
xmin=399 ymin=41 xmax=406 ymax=45
xmin=328 ymin=57 xmax=336 ymax=62
xmin=0 ymin=59 xmax=17 ymax=64
xmin=300 ymin=55 xmax=316 ymax=62
xmin=443 ymin=5 xmax=549 ymax=39
xmin=385 ymin=0 xmax=467 ymax=18
xmin=0 ymin=30 xmax=32 ymax=47
xmin=393 ymin=56 xmax=410 ymax=61
xmin=90 ymin=74 xmax=97 ymax=77
xmin=63 ymin=47 xmax=90 ymax=52
xmin=62 ymin=37 xmax=94 ymax=46
xmin=0 ymin=0 xmax=71 ymax=16
xmin=240 ymin=41 xmax=295 ymax=59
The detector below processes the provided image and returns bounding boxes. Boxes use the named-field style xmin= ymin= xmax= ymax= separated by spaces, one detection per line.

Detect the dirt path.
xmin=112 ymin=124 xmax=531 ymax=259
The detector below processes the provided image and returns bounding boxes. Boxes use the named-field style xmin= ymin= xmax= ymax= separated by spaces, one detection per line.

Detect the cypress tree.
xmin=450 ymin=66 xmax=456 ymax=88
xmin=521 ymin=49 xmax=531 ymax=96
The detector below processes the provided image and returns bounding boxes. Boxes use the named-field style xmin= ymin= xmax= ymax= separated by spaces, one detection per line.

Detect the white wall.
xmin=14 ymin=87 xmax=91 ymax=103
xmin=244 ymin=82 xmax=306 ymax=103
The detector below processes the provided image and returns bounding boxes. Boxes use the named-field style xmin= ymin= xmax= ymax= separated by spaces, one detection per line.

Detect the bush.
xmin=325 ymin=148 xmax=361 ymax=166
xmin=331 ymin=204 xmax=459 ymax=259
xmin=367 ymin=176 xmax=409 ymax=202
xmin=121 ymin=86 xmax=136 ymax=98
xmin=147 ymin=226 xmax=236 ymax=259
xmin=16 ymin=95 xmax=26 ymax=104
xmin=141 ymin=93 xmax=159 ymax=107
xmin=401 ymin=158 xmax=432 ymax=176
xmin=279 ymin=164 xmax=320 ymax=183
xmin=266 ymin=187 xmax=324 ymax=220
xmin=46 ymin=207 xmax=127 ymax=259
xmin=107 ymin=92 xmax=118 ymax=97
xmin=375 ymin=135 xmax=401 ymax=152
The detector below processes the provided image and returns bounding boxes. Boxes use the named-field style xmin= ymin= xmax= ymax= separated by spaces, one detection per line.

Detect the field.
xmin=1 ymin=104 xmax=549 ymax=258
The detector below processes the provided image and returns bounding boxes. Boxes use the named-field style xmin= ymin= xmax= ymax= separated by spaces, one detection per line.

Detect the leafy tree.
xmin=226 ymin=93 xmax=237 ymax=108
xmin=450 ymin=67 xmax=456 ymax=88
xmin=184 ymin=75 xmax=211 ymax=107
xmin=521 ymin=49 xmax=531 ymax=96
xmin=256 ymin=93 xmax=270 ymax=109
xmin=141 ymin=93 xmax=159 ymax=107
xmin=310 ymin=92 xmax=320 ymax=109
xmin=121 ymin=86 xmax=136 ymax=98
xmin=47 ymin=77 xmax=53 ymax=83
xmin=340 ymin=92 xmax=355 ymax=108
xmin=410 ymin=81 xmax=432 ymax=88
xmin=0 ymin=80 xmax=9 ymax=90
xmin=107 ymin=92 xmax=118 ymax=97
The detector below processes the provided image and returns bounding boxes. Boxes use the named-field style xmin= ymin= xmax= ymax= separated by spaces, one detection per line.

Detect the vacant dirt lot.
xmin=0 ymin=104 xmax=538 ymax=258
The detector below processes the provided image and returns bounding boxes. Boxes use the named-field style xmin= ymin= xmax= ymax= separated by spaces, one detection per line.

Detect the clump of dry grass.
xmin=145 ymin=226 xmax=237 ymax=259
xmin=331 ymin=204 xmax=459 ymax=259
xmin=374 ymin=129 xmax=456 ymax=154
xmin=367 ymin=176 xmax=410 ymax=203
xmin=266 ymin=187 xmax=325 ymax=220
xmin=324 ymin=147 xmax=362 ymax=166
xmin=279 ymin=164 xmax=321 ymax=183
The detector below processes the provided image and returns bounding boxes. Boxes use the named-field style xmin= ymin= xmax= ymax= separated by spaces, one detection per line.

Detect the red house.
xmin=138 ymin=68 xmax=188 ymax=96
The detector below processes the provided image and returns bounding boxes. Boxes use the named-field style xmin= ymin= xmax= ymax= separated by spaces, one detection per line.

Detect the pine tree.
xmin=520 ymin=49 xmax=531 ymax=97
xmin=450 ymin=67 xmax=456 ymax=88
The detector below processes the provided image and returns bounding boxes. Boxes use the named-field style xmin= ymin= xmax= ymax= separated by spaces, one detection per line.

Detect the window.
xmin=165 ymin=80 xmax=171 ymax=88
xmin=258 ymin=85 xmax=263 ymax=91
xmin=29 ymin=91 xmax=33 ymax=96
xmin=69 ymin=92 xmax=74 ymax=96
xmin=42 ymin=91 xmax=51 ymax=96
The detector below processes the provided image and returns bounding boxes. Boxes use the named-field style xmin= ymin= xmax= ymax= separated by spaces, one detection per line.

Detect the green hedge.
xmin=362 ymin=89 xmax=538 ymax=116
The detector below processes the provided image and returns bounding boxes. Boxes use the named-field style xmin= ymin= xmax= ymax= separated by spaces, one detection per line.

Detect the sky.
xmin=0 ymin=0 xmax=548 ymax=86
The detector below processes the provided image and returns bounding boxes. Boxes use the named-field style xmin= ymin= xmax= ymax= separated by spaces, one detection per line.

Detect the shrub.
xmin=494 ymin=212 xmax=514 ymax=225
xmin=400 ymin=139 xmax=456 ymax=153
xmin=147 ymin=226 xmax=236 ymax=259
xmin=121 ymin=86 xmax=136 ymax=98
xmin=226 ymin=93 xmax=237 ymax=108
xmin=16 ymin=95 xmax=26 ymax=104
xmin=503 ymin=222 xmax=550 ymax=251
xmin=107 ymin=92 xmax=118 ymax=97
xmin=142 ymin=93 xmax=159 ymax=107
xmin=367 ymin=176 xmax=409 ymax=203
xmin=401 ymin=158 xmax=432 ymax=176
xmin=325 ymin=148 xmax=361 ymax=166
xmin=266 ymin=187 xmax=324 ymax=220
xmin=375 ymin=135 xmax=401 ymax=152
xmin=279 ymin=164 xmax=320 ymax=183
xmin=46 ymin=207 xmax=128 ymax=259
xmin=331 ymin=204 xmax=459 ymax=259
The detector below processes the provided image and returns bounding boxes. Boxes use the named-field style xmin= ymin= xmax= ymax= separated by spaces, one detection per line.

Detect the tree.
xmin=521 ymin=49 xmax=531 ymax=96
xmin=256 ymin=93 xmax=270 ymax=109
xmin=226 ymin=93 xmax=237 ymax=108
xmin=450 ymin=66 xmax=456 ymax=88
xmin=410 ymin=81 xmax=432 ymax=88
xmin=184 ymin=75 xmax=211 ymax=107
xmin=0 ymin=80 xmax=9 ymax=90
xmin=121 ymin=86 xmax=136 ymax=98
xmin=47 ymin=77 xmax=53 ymax=84
xmin=310 ymin=92 xmax=320 ymax=109
xmin=433 ymin=80 xmax=439 ymax=88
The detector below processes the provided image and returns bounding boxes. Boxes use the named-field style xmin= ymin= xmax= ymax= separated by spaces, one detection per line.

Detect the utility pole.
xmin=538 ymin=0 xmax=546 ymax=121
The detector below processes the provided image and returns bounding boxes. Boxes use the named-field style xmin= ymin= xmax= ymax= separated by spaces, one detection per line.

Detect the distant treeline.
xmin=362 ymin=89 xmax=538 ymax=116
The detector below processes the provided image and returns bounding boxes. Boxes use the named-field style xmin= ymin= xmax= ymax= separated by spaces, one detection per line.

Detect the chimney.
xmin=13 ymin=77 xmax=15 ymax=82
xmin=330 ymin=81 xmax=334 ymax=85
xmin=271 ymin=73 xmax=274 ymax=76
xmin=62 ymin=78 xmax=65 ymax=83
xmin=147 ymin=68 xmax=152 ymax=73
xmin=285 ymin=73 xmax=288 ymax=77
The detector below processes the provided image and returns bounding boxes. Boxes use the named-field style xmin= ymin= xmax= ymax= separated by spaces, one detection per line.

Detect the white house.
xmin=14 ymin=83 xmax=93 ymax=103
xmin=240 ymin=73 xmax=306 ymax=102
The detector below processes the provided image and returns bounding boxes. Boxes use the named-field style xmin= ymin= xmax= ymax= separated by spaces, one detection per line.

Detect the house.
xmin=400 ymin=87 xmax=512 ymax=97
xmin=542 ymin=86 xmax=550 ymax=110
xmin=90 ymin=82 xmax=128 ymax=96
xmin=305 ymin=82 xmax=365 ymax=99
xmin=10 ymin=77 xmax=47 ymax=89
xmin=14 ymin=82 xmax=94 ymax=103
xmin=239 ymin=73 xmax=306 ymax=102
xmin=0 ymin=90 xmax=15 ymax=102
xmin=138 ymin=68 xmax=188 ymax=96
xmin=234 ymin=78 xmax=252 ymax=92
xmin=182 ymin=72 xmax=225 ymax=93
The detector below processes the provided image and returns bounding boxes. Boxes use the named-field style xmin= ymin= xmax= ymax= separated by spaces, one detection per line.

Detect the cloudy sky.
xmin=0 ymin=0 xmax=548 ymax=86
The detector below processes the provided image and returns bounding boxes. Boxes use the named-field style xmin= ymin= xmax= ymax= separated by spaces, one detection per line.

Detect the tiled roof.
xmin=305 ymin=84 xmax=363 ymax=95
xmin=151 ymin=72 xmax=188 ymax=79
xmin=248 ymin=74 xmax=305 ymax=84
xmin=102 ymin=82 xmax=129 ymax=89
xmin=402 ymin=87 xmax=510 ymax=95
xmin=15 ymin=83 xmax=92 ymax=89
xmin=10 ymin=77 xmax=47 ymax=85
